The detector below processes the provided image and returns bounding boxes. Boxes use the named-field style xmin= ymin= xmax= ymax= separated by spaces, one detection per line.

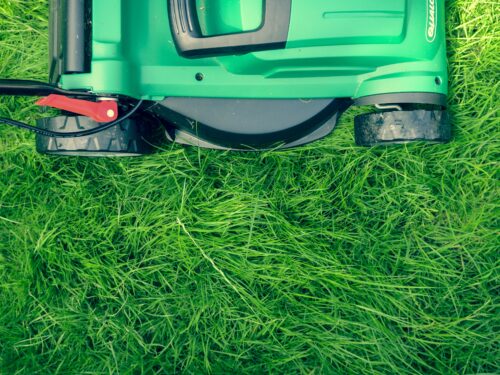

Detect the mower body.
xmin=55 ymin=0 xmax=447 ymax=100
xmin=41 ymin=0 xmax=450 ymax=153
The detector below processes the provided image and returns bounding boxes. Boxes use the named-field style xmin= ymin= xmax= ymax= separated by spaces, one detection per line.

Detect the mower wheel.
xmin=36 ymin=116 xmax=155 ymax=157
xmin=354 ymin=109 xmax=451 ymax=147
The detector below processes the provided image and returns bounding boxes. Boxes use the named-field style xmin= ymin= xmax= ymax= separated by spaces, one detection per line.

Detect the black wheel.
xmin=36 ymin=116 xmax=156 ymax=157
xmin=354 ymin=109 xmax=451 ymax=147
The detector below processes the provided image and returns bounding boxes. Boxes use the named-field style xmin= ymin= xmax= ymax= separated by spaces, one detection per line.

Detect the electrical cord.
xmin=0 ymin=100 xmax=144 ymax=138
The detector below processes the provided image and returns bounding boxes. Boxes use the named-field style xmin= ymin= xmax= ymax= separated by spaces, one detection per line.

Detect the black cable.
xmin=0 ymin=100 xmax=144 ymax=138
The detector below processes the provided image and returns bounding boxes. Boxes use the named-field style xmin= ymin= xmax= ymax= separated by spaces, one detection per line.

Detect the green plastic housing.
xmin=59 ymin=0 xmax=448 ymax=101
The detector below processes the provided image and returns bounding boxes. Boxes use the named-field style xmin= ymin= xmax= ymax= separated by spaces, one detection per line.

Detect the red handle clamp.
xmin=36 ymin=95 xmax=119 ymax=123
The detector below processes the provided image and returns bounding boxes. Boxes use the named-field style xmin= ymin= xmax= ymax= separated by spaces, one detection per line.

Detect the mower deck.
xmin=1 ymin=0 xmax=451 ymax=155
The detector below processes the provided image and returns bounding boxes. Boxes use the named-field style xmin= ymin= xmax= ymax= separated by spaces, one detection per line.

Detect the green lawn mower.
xmin=0 ymin=0 xmax=451 ymax=156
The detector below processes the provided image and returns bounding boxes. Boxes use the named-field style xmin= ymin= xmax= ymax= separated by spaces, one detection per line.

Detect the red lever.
xmin=36 ymin=95 xmax=119 ymax=123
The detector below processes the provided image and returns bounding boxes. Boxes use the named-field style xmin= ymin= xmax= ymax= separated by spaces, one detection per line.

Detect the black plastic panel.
xmin=168 ymin=0 xmax=292 ymax=58
xmin=150 ymin=98 xmax=351 ymax=149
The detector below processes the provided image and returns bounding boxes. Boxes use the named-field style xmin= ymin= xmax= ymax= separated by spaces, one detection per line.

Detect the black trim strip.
xmin=49 ymin=0 xmax=92 ymax=84
xmin=63 ymin=0 xmax=92 ymax=74
xmin=354 ymin=93 xmax=447 ymax=107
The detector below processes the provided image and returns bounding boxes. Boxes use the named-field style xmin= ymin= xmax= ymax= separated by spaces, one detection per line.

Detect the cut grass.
xmin=0 ymin=0 xmax=499 ymax=374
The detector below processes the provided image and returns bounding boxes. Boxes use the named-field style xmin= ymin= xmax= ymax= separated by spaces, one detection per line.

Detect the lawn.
xmin=0 ymin=1 xmax=498 ymax=374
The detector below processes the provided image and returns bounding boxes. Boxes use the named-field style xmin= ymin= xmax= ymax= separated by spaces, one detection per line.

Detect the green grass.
xmin=0 ymin=1 xmax=498 ymax=373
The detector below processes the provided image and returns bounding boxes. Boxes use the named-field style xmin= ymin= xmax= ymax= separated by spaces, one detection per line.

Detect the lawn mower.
xmin=0 ymin=0 xmax=451 ymax=156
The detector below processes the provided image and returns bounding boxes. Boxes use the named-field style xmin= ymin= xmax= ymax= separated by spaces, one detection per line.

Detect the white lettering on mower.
xmin=426 ymin=0 xmax=437 ymax=42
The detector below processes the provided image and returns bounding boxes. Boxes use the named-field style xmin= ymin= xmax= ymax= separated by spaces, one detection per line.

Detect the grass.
xmin=0 ymin=0 xmax=498 ymax=373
